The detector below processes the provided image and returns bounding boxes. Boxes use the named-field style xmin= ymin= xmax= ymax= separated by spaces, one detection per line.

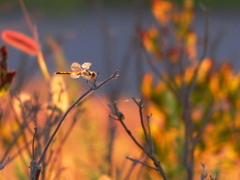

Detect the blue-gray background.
xmin=0 ymin=1 xmax=239 ymax=95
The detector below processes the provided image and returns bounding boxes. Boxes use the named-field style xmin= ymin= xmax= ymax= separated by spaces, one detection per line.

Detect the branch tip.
xmin=0 ymin=156 xmax=11 ymax=170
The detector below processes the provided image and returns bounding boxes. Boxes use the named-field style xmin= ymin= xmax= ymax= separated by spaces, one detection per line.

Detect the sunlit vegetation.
xmin=1 ymin=0 xmax=239 ymax=179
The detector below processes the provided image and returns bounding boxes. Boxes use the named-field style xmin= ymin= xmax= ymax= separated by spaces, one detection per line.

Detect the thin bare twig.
xmin=193 ymin=102 xmax=220 ymax=145
xmin=210 ymin=172 xmax=218 ymax=180
xmin=143 ymin=48 xmax=180 ymax=99
xmin=179 ymin=6 xmax=210 ymax=180
xmin=200 ymin=163 xmax=208 ymax=180
xmin=32 ymin=127 xmax=38 ymax=160
xmin=109 ymin=102 xmax=146 ymax=153
xmin=105 ymin=115 xmax=117 ymax=176
xmin=126 ymin=156 xmax=158 ymax=170
xmin=29 ymin=71 xmax=119 ymax=180
xmin=124 ymin=153 xmax=146 ymax=180
xmin=109 ymin=101 xmax=168 ymax=180
xmin=38 ymin=71 xmax=119 ymax=164
xmin=146 ymin=114 xmax=155 ymax=155
xmin=9 ymin=140 xmax=32 ymax=162
xmin=188 ymin=5 xmax=209 ymax=96
xmin=15 ymin=141 xmax=30 ymax=177
xmin=0 ymin=126 xmax=24 ymax=164
xmin=0 ymin=157 xmax=10 ymax=170
xmin=132 ymin=97 xmax=150 ymax=147
xmin=46 ymin=109 xmax=81 ymax=180
xmin=18 ymin=0 xmax=35 ymax=32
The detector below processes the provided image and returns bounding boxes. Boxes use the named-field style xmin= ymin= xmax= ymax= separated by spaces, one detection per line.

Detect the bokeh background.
xmin=1 ymin=0 xmax=240 ymax=179
xmin=1 ymin=0 xmax=240 ymax=94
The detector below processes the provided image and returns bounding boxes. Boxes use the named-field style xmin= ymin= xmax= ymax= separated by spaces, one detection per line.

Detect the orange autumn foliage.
xmin=141 ymin=28 xmax=162 ymax=58
xmin=141 ymin=57 xmax=240 ymax=179
xmin=152 ymin=0 xmax=172 ymax=25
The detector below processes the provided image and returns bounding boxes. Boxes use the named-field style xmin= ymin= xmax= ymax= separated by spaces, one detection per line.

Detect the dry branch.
xmin=29 ymin=71 xmax=119 ymax=180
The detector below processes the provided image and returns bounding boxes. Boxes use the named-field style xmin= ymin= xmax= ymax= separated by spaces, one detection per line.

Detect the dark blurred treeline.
xmin=0 ymin=0 xmax=239 ymax=15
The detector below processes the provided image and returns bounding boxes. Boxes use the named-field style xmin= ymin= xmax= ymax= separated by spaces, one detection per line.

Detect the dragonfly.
xmin=54 ymin=62 xmax=97 ymax=81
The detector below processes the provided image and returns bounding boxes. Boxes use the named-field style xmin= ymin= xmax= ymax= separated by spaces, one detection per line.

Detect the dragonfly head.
xmin=89 ymin=71 xmax=97 ymax=81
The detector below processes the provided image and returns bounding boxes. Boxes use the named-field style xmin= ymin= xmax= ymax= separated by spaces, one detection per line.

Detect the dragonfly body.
xmin=55 ymin=62 xmax=97 ymax=81
xmin=55 ymin=72 xmax=71 ymax=75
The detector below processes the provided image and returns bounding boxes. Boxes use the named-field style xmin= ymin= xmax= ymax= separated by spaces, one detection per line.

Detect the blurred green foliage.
xmin=1 ymin=0 xmax=239 ymax=15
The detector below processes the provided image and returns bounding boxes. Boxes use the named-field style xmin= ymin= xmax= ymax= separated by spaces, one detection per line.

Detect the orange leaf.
xmin=152 ymin=0 xmax=172 ymax=25
xmin=197 ymin=58 xmax=213 ymax=83
xmin=141 ymin=73 xmax=153 ymax=99
xmin=185 ymin=31 xmax=197 ymax=59
xmin=167 ymin=46 xmax=180 ymax=63
xmin=142 ymin=28 xmax=162 ymax=58
xmin=1 ymin=30 xmax=39 ymax=56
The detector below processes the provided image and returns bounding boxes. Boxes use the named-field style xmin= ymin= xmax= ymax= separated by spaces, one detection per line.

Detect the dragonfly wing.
xmin=71 ymin=62 xmax=82 ymax=72
xmin=81 ymin=62 xmax=92 ymax=70
xmin=70 ymin=73 xmax=81 ymax=79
